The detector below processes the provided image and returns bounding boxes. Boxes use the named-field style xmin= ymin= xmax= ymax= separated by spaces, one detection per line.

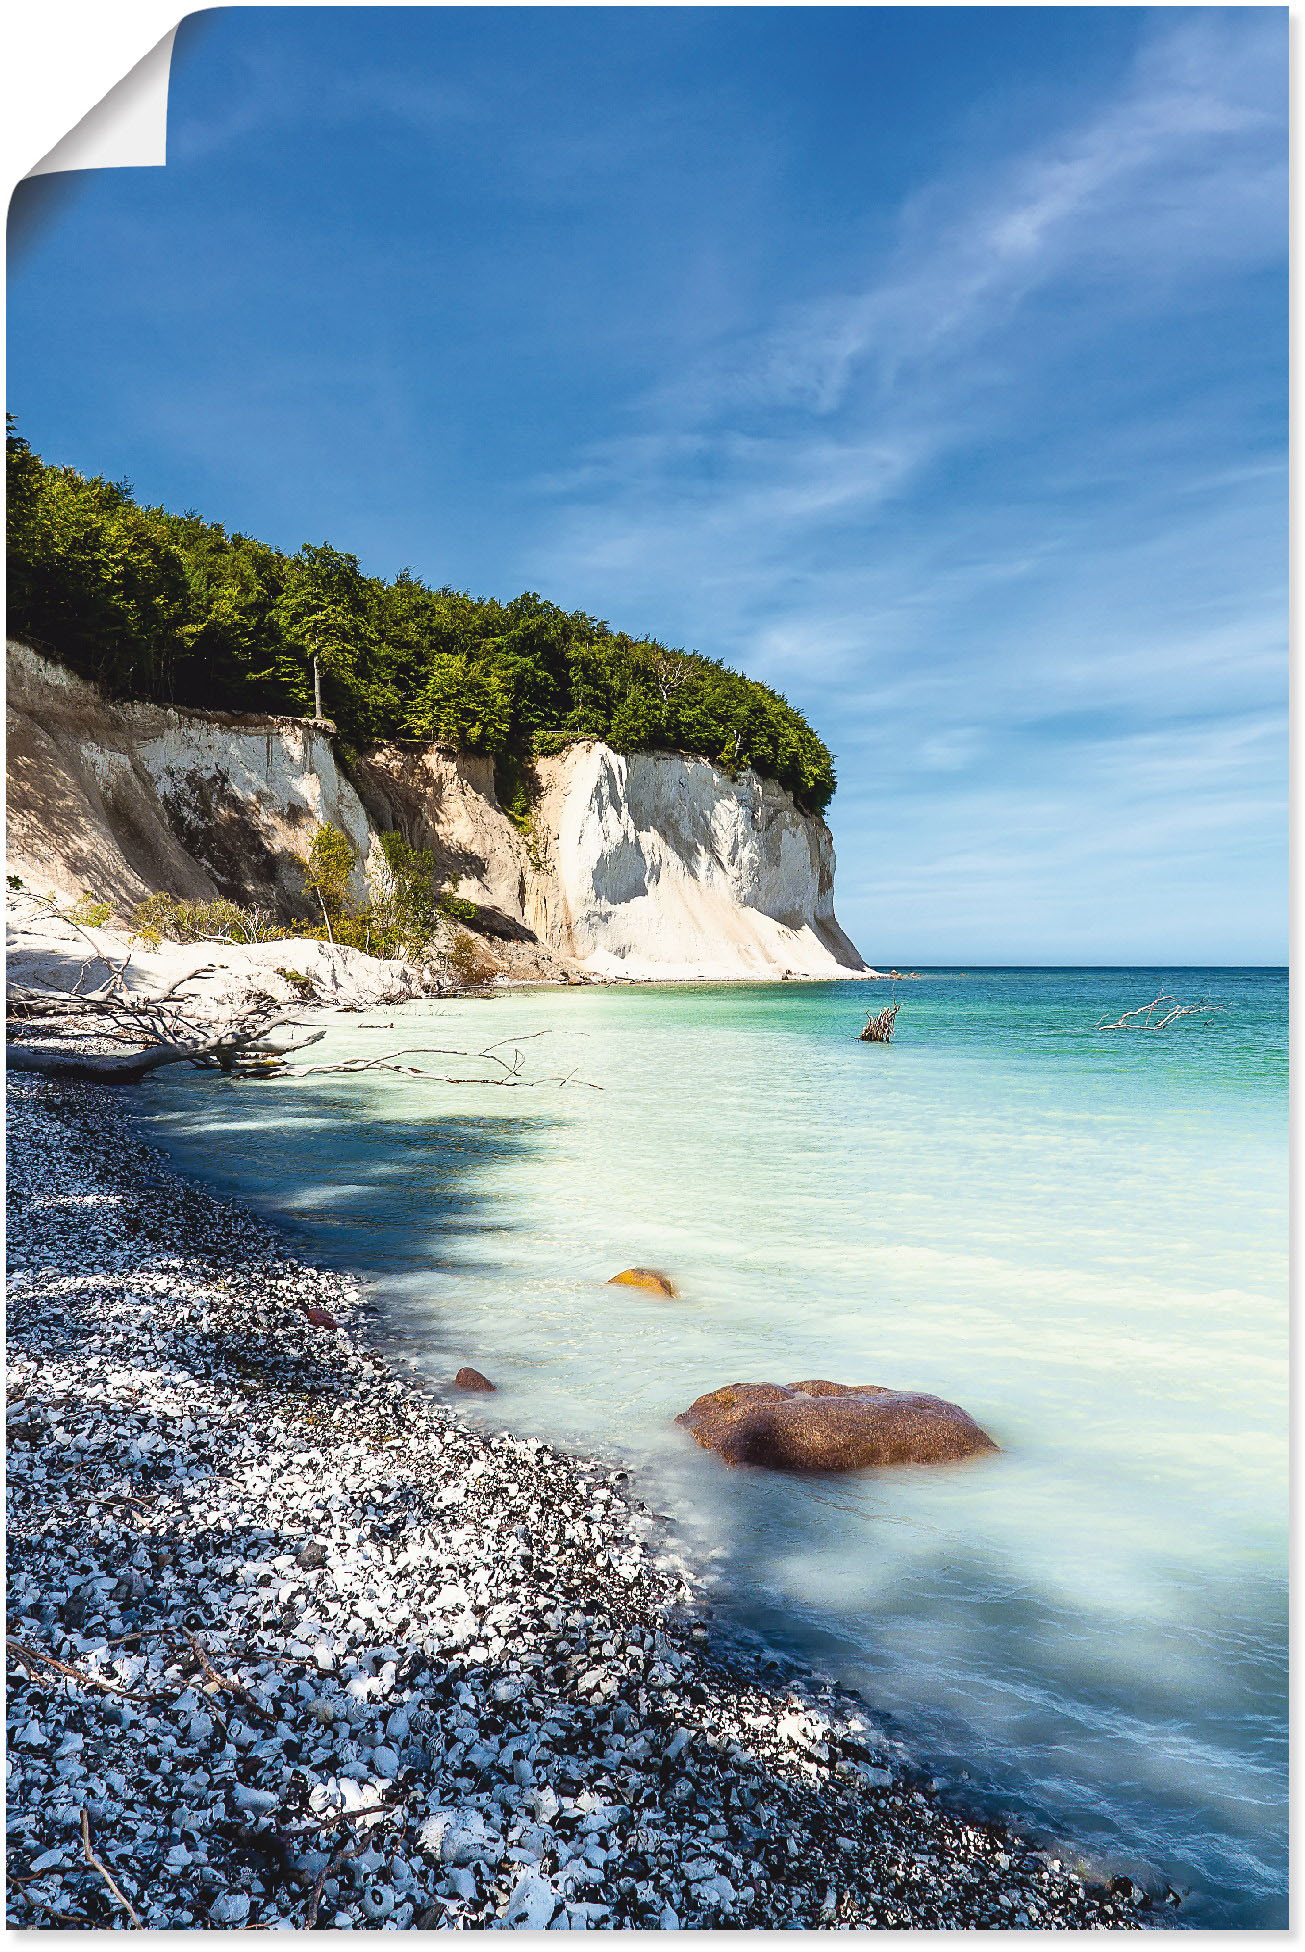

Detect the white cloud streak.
xmin=522 ymin=12 xmax=1285 ymax=961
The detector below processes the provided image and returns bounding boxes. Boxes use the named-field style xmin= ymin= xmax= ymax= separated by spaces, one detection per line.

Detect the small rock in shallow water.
xmin=607 ymin=1267 xmax=679 ymax=1298
xmin=454 ymin=1366 xmax=496 ymax=1392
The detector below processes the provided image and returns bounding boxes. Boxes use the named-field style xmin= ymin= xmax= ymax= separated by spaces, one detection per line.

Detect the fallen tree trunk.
xmin=6 ymin=889 xmax=592 ymax=1088
xmin=7 ymin=1042 xmax=220 ymax=1083
xmin=6 ymin=988 xmax=324 ymax=1085
xmin=5 ymin=1037 xmax=288 ymax=1084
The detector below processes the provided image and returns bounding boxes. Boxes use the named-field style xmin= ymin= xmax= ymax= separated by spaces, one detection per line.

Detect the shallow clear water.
xmin=137 ymin=969 xmax=1287 ymax=1927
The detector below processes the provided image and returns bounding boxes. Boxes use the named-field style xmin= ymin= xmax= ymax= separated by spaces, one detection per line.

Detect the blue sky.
xmin=8 ymin=6 xmax=1286 ymax=963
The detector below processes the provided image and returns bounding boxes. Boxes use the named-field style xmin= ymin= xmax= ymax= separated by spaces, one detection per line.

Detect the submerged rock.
xmin=454 ymin=1365 xmax=497 ymax=1392
xmin=607 ymin=1267 xmax=679 ymax=1298
xmin=676 ymin=1380 xmax=998 ymax=1472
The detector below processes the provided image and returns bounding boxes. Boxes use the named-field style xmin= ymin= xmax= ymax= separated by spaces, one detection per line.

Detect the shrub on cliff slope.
xmin=296 ymin=823 xmax=448 ymax=962
xmin=129 ymin=894 xmax=280 ymax=947
xmin=6 ymin=421 xmax=836 ymax=813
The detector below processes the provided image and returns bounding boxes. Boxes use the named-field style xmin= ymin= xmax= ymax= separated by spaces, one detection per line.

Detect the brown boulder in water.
xmin=454 ymin=1366 xmax=497 ymax=1392
xmin=607 ymin=1267 xmax=680 ymax=1298
xmin=676 ymin=1379 xmax=998 ymax=1472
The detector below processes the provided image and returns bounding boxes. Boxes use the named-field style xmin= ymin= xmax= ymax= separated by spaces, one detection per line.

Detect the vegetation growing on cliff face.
xmin=129 ymin=893 xmax=281 ymax=948
xmin=6 ymin=422 xmax=836 ymax=812
xmin=125 ymin=825 xmax=449 ymax=964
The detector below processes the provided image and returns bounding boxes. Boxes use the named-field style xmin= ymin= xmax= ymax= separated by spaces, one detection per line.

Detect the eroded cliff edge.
xmin=6 ymin=641 xmax=868 ymax=982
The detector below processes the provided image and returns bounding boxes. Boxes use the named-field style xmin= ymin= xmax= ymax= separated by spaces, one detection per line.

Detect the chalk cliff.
xmin=6 ymin=641 xmax=868 ymax=982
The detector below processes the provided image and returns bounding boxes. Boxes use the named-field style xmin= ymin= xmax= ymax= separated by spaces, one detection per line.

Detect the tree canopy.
xmin=6 ymin=421 xmax=836 ymax=812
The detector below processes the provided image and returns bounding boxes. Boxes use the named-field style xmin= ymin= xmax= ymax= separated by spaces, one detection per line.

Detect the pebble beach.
xmin=5 ymin=1075 xmax=1164 ymax=1931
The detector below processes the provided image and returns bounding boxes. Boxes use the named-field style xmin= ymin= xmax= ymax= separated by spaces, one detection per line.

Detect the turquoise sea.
xmin=137 ymin=969 xmax=1288 ymax=1928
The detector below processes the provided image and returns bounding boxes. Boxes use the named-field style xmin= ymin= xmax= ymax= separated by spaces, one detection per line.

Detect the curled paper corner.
xmin=26 ymin=25 xmax=179 ymax=177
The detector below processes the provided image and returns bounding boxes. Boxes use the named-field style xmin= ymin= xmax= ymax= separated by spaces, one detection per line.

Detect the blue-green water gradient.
xmin=136 ymin=969 xmax=1287 ymax=1926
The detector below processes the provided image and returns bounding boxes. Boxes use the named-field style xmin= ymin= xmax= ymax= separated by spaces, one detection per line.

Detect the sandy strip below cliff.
xmin=6 ymin=912 xmax=434 ymax=1014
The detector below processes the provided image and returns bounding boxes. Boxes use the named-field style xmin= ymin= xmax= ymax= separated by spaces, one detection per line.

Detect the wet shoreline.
xmin=6 ymin=1075 xmax=1164 ymax=1929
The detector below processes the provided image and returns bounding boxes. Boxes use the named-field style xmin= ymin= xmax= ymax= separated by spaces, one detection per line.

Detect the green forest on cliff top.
xmin=6 ymin=423 xmax=836 ymax=814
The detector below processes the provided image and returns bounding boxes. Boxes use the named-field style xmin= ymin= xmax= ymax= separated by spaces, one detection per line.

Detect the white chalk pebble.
xmin=503 ymin=1870 xmax=558 ymax=1929
xmin=210 ymin=1892 xmax=250 ymax=1925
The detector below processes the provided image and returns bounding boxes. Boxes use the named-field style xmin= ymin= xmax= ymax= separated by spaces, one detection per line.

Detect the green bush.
xmin=275 ymin=966 xmax=316 ymax=998
xmin=300 ymin=823 xmax=357 ymax=932
xmin=129 ymin=892 xmax=278 ymax=947
xmin=64 ymin=891 xmax=113 ymax=928
xmin=291 ymin=822 xmax=455 ymax=964
xmin=373 ymin=830 xmax=443 ymax=961
xmin=8 ymin=418 xmax=837 ymax=813
xmin=124 ymin=835 xmax=488 ymax=969
xmin=447 ymin=928 xmax=498 ymax=989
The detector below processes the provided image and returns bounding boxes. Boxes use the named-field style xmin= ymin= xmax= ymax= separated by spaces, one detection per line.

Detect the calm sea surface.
xmin=137 ymin=969 xmax=1288 ymax=1927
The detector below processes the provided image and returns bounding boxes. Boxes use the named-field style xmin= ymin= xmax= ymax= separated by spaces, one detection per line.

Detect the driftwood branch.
xmin=8 ymin=888 xmax=595 ymax=1089
xmin=7 ymin=1635 xmax=154 ymax=1704
xmin=7 ymin=1038 xmax=272 ymax=1083
xmin=7 ymin=885 xmax=132 ymax=999
xmin=7 ymin=883 xmax=322 ymax=1080
xmin=306 ymin=1836 xmax=362 ymax=1930
xmin=860 ymin=1003 xmax=900 ymax=1044
xmin=1095 ymin=990 xmax=1229 ymax=1032
xmin=81 ymin=1809 xmax=142 ymax=1929
xmin=183 ymin=1630 xmax=273 ymax=1723
xmin=7 ymin=983 xmax=325 ymax=1083
xmin=291 ymin=1032 xmax=600 ymax=1087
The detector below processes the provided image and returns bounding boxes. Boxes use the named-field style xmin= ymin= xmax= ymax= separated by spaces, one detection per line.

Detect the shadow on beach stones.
xmin=131 ymin=1073 xmax=561 ymax=1379
xmin=135 ymin=1074 xmax=556 ymax=1274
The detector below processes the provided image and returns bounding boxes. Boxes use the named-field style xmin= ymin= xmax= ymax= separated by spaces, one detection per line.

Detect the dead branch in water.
xmin=292 ymin=1031 xmax=600 ymax=1088
xmin=859 ymin=1003 xmax=900 ymax=1044
xmin=8 ymin=1006 xmax=597 ymax=1089
xmin=1095 ymin=989 xmax=1229 ymax=1032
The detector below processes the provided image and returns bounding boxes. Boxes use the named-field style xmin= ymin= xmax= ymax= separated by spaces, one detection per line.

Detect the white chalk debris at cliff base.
xmin=6 ymin=640 xmax=870 ymax=985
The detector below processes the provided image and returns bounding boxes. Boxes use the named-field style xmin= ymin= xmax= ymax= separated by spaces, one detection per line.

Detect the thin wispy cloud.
xmin=520 ymin=12 xmax=1284 ymax=960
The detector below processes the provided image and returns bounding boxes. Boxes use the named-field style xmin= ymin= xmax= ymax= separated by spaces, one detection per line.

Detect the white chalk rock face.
xmin=527 ymin=743 xmax=866 ymax=980
xmin=5 ymin=640 xmax=378 ymax=912
xmin=6 ymin=641 xmax=868 ymax=982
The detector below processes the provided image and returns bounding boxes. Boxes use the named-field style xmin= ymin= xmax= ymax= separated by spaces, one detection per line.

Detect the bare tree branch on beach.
xmin=7 ymin=977 xmax=597 ymax=1088
xmin=6 ymin=987 xmax=326 ymax=1083
xmin=1095 ymin=989 xmax=1229 ymax=1032
xmin=291 ymin=1041 xmax=601 ymax=1087
xmin=7 ymin=891 xmax=597 ymax=1087
xmin=6 ymin=881 xmax=139 ymax=1000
